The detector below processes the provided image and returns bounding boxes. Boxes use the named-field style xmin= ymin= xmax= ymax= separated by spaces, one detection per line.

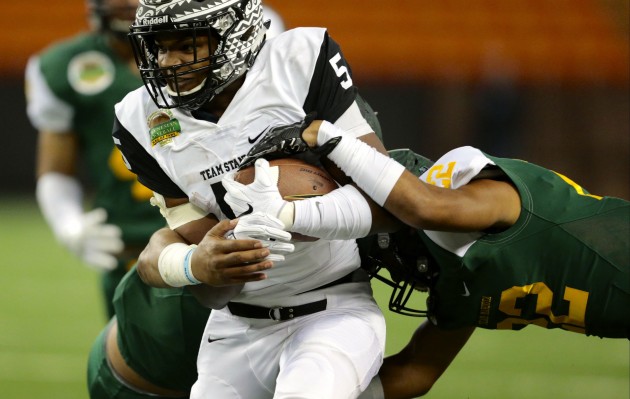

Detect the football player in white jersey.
xmin=113 ymin=0 xmax=394 ymax=397
xmin=84 ymin=6 xmax=296 ymax=398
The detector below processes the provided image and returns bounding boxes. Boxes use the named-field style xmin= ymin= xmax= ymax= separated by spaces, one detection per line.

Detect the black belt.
xmin=227 ymin=299 xmax=327 ymax=321
xmin=227 ymin=270 xmax=367 ymax=321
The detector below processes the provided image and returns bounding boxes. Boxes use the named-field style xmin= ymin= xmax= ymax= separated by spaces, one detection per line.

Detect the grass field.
xmin=1 ymin=196 xmax=628 ymax=399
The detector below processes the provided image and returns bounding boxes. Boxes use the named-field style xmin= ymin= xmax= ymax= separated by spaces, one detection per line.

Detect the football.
xmin=235 ymin=158 xmax=338 ymax=241
xmin=235 ymin=158 xmax=338 ymax=201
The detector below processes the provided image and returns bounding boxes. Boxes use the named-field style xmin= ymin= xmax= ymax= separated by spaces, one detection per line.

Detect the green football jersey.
xmin=113 ymin=267 xmax=211 ymax=391
xmin=417 ymin=147 xmax=629 ymax=338
xmin=29 ymin=32 xmax=164 ymax=246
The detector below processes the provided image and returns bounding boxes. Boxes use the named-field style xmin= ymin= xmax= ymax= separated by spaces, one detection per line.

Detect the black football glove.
xmin=239 ymin=113 xmax=341 ymax=169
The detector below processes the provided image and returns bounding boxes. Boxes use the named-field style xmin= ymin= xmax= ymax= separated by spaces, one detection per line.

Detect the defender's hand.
xmin=240 ymin=113 xmax=319 ymax=168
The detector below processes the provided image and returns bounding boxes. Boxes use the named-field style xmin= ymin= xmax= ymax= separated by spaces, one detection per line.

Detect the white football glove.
xmin=229 ymin=212 xmax=295 ymax=262
xmin=56 ymin=208 xmax=124 ymax=271
xmin=222 ymin=158 xmax=294 ymax=229
xmin=36 ymin=173 xmax=124 ymax=272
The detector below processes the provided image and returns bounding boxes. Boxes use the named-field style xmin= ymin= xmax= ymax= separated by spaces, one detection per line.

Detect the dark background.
xmin=3 ymin=0 xmax=628 ymax=199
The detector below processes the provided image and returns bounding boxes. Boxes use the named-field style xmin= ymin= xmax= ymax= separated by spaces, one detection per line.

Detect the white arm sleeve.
xmin=291 ymin=184 xmax=372 ymax=240
xmin=36 ymin=173 xmax=124 ymax=271
xmin=286 ymin=112 xmax=384 ymax=240
xmin=319 ymin=121 xmax=405 ymax=206
xmin=36 ymin=172 xmax=84 ymax=237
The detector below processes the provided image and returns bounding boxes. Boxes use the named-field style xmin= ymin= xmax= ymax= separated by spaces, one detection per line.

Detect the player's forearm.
xmin=380 ymin=322 xmax=475 ymax=398
xmin=137 ymin=227 xmax=184 ymax=287
xmin=309 ymin=123 xmax=516 ymax=232
xmin=138 ymin=219 xmax=271 ymax=310
xmin=136 ymin=228 xmax=244 ymax=307
xmin=386 ymin=175 xmax=521 ymax=231
xmin=287 ymin=130 xmax=401 ymax=240
xmin=136 ymin=217 xmax=214 ymax=288
xmin=306 ymin=123 xmax=431 ymax=230
xmin=383 ymin=171 xmax=466 ymax=231
xmin=36 ymin=130 xmax=79 ymax=177
xmin=35 ymin=132 xmax=83 ymax=243
xmin=137 ymin=211 xmax=224 ymax=288
xmin=36 ymin=171 xmax=124 ymax=270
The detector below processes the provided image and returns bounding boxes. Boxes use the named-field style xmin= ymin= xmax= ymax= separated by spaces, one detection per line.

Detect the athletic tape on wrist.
xmin=150 ymin=193 xmax=209 ymax=229
xmin=319 ymin=121 xmax=405 ymax=206
xmin=158 ymin=243 xmax=201 ymax=287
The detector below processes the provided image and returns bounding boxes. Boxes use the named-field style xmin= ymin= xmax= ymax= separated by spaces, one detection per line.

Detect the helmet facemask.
xmin=129 ymin=0 xmax=267 ymax=111
xmin=359 ymin=230 xmax=439 ymax=317
xmin=130 ymin=27 xmax=225 ymax=111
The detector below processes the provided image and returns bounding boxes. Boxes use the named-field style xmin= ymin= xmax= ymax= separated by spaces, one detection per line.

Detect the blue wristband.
xmin=183 ymin=246 xmax=201 ymax=285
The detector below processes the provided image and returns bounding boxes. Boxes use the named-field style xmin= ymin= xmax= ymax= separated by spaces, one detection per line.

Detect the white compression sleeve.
xmin=291 ymin=184 xmax=372 ymax=240
xmin=36 ymin=172 xmax=84 ymax=238
xmin=318 ymin=121 xmax=406 ymax=206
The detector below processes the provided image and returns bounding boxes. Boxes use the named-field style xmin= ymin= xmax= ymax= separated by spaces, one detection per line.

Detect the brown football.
xmin=234 ymin=158 xmax=338 ymax=241
xmin=235 ymin=158 xmax=338 ymax=200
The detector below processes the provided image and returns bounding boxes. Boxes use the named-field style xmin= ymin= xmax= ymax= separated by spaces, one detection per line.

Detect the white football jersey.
xmin=114 ymin=28 xmax=375 ymax=304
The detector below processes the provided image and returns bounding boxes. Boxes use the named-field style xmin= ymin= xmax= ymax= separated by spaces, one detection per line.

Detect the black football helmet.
xmin=129 ymin=0 xmax=268 ymax=111
xmin=358 ymin=228 xmax=439 ymax=317
xmin=356 ymin=149 xmax=438 ymax=316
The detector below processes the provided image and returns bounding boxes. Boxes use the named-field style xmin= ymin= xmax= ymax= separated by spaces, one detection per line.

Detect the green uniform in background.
xmin=26 ymin=33 xmax=165 ymax=317
xmin=416 ymin=148 xmax=629 ymax=338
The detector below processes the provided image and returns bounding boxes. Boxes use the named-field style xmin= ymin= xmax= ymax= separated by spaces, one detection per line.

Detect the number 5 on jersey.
xmin=329 ymin=53 xmax=352 ymax=89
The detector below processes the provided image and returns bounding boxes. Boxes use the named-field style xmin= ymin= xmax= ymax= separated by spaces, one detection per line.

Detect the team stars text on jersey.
xmin=199 ymin=156 xmax=246 ymax=180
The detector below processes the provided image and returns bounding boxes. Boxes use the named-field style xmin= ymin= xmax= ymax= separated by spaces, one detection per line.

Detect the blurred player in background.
xmin=25 ymin=0 xmax=163 ymax=318
xmin=229 ymin=117 xmax=630 ymax=399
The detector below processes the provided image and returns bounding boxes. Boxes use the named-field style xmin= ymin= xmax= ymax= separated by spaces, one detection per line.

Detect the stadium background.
xmin=1 ymin=0 xmax=628 ymax=397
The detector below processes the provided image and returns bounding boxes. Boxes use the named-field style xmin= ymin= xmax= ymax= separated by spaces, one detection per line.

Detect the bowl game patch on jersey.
xmin=148 ymin=109 xmax=181 ymax=147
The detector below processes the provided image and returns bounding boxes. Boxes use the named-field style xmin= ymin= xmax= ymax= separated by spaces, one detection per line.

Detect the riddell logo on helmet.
xmin=139 ymin=15 xmax=170 ymax=25
xmin=143 ymin=0 xmax=171 ymax=5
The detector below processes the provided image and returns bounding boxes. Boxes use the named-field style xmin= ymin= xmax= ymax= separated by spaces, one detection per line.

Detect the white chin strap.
xmin=167 ymin=78 xmax=207 ymax=97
